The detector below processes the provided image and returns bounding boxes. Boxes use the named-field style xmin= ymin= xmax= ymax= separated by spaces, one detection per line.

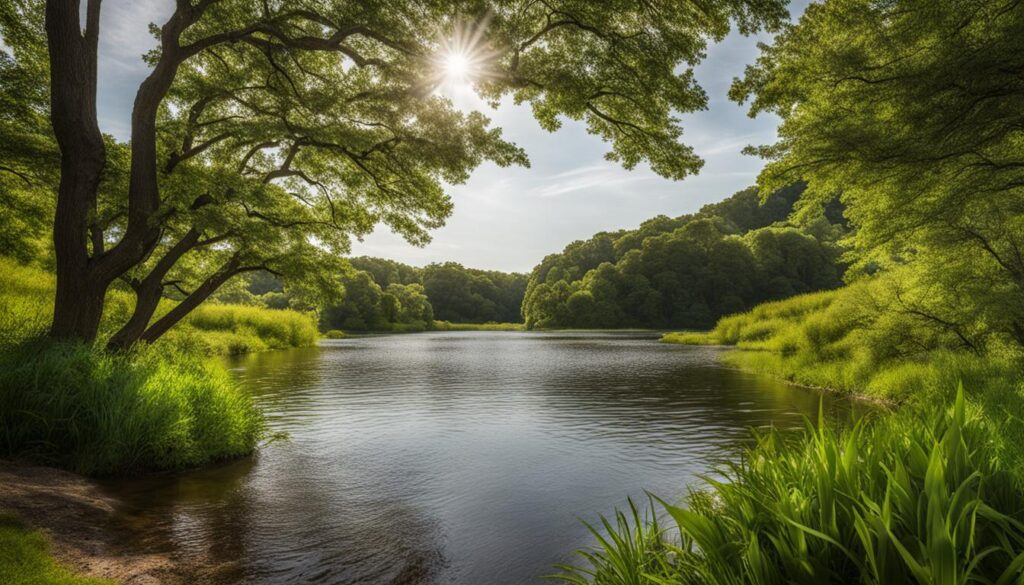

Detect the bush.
xmin=0 ymin=339 xmax=265 ymax=475
xmin=556 ymin=389 xmax=1024 ymax=584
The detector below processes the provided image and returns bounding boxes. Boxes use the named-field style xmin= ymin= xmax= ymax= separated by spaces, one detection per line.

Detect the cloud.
xmin=529 ymin=165 xmax=655 ymax=198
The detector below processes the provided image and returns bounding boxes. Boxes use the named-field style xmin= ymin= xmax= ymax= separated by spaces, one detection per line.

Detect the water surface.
xmin=102 ymin=331 xmax=859 ymax=584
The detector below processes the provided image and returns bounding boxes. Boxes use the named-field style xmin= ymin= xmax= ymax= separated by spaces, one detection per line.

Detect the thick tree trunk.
xmin=46 ymin=0 xmax=108 ymax=342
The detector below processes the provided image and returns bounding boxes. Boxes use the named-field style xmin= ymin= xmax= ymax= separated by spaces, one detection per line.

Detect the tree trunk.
xmin=45 ymin=0 xmax=108 ymax=342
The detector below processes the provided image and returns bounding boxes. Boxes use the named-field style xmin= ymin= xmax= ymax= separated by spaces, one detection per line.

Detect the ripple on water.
xmin=100 ymin=331 xmax=863 ymax=585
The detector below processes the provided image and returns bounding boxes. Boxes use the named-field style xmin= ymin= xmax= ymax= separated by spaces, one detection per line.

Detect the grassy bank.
xmin=0 ymin=340 xmax=265 ymax=475
xmin=557 ymin=389 xmax=1024 ymax=584
xmin=432 ymin=321 xmax=525 ymax=331
xmin=0 ymin=515 xmax=113 ymax=585
xmin=661 ymin=283 xmax=1021 ymax=406
xmin=557 ymin=278 xmax=1024 ymax=584
xmin=0 ymin=258 xmax=295 ymax=476
xmin=0 ymin=257 xmax=318 ymax=356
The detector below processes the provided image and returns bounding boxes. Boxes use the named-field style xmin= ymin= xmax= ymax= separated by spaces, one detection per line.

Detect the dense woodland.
xmin=523 ymin=184 xmax=845 ymax=329
xmin=247 ymin=258 xmax=528 ymax=331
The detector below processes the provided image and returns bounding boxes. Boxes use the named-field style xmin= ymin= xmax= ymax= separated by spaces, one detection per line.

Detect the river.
xmin=100 ymin=331 xmax=859 ymax=584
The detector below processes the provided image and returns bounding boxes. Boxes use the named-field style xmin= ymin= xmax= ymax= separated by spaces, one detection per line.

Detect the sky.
xmin=87 ymin=1 xmax=810 ymax=273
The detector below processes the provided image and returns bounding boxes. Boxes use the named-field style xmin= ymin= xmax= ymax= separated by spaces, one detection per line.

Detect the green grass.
xmin=0 ymin=257 xmax=318 ymax=356
xmin=0 ymin=515 xmax=115 ymax=585
xmin=556 ymin=388 xmax=1024 ymax=584
xmin=661 ymin=282 xmax=1022 ymax=405
xmin=432 ymin=320 xmax=525 ymax=331
xmin=166 ymin=303 xmax=319 ymax=355
xmin=0 ymin=338 xmax=266 ymax=475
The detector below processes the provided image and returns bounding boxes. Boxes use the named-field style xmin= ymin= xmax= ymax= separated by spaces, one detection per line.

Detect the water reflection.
xmin=99 ymin=332 xmax=864 ymax=585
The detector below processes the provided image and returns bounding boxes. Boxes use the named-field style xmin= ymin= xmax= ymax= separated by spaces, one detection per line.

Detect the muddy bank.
xmin=0 ymin=460 xmax=236 ymax=585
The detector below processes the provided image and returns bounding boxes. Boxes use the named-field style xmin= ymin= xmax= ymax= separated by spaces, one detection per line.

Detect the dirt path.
xmin=0 ymin=460 xmax=234 ymax=585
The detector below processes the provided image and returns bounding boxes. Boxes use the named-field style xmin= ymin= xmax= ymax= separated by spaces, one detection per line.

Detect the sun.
xmin=431 ymin=17 xmax=497 ymax=94
xmin=443 ymin=51 xmax=472 ymax=82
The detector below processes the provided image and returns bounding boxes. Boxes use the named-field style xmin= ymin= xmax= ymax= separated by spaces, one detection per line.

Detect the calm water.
xmin=101 ymin=331 xmax=859 ymax=584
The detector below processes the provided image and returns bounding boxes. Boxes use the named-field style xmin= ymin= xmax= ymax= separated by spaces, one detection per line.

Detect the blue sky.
xmin=89 ymin=1 xmax=809 ymax=273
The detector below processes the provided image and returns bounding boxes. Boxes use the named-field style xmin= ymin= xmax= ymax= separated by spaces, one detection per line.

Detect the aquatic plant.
xmin=556 ymin=388 xmax=1024 ymax=584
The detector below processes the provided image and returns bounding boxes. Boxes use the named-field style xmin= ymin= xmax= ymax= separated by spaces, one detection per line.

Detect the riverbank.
xmin=0 ymin=460 xmax=231 ymax=585
xmin=552 ymin=287 xmax=1024 ymax=583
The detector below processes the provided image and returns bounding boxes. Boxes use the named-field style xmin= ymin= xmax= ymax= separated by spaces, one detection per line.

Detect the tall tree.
xmin=33 ymin=0 xmax=789 ymax=347
xmin=732 ymin=0 xmax=1024 ymax=348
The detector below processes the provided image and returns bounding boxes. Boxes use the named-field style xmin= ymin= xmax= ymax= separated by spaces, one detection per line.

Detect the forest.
xmin=2 ymin=0 xmax=1024 ymax=584
xmin=522 ymin=184 xmax=845 ymax=329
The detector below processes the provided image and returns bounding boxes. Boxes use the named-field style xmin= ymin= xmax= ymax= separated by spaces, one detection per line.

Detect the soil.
xmin=0 ymin=460 xmax=235 ymax=585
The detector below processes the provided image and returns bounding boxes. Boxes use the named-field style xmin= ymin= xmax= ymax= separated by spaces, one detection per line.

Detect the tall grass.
xmin=167 ymin=303 xmax=319 ymax=355
xmin=0 ymin=258 xmax=276 ymax=474
xmin=0 ymin=257 xmax=318 ymax=355
xmin=0 ymin=338 xmax=265 ymax=475
xmin=556 ymin=388 xmax=1024 ymax=584
xmin=661 ymin=283 xmax=1023 ymax=405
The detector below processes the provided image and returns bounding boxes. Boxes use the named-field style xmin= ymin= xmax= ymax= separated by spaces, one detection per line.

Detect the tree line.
xmin=240 ymin=258 xmax=528 ymax=331
xmin=522 ymin=184 xmax=846 ymax=329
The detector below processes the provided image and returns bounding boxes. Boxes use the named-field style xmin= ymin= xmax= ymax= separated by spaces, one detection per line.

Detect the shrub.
xmin=557 ymin=388 xmax=1024 ymax=584
xmin=0 ymin=339 xmax=265 ymax=475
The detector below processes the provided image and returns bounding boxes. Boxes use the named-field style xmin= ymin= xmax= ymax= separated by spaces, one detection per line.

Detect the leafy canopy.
xmin=733 ymin=0 xmax=1024 ymax=348
xmin=3 ymin=0 xmax=792 ymax=345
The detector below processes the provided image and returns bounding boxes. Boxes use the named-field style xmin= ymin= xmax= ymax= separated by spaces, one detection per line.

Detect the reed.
xmin=556 ymin=387 xmax=1024 ymax=584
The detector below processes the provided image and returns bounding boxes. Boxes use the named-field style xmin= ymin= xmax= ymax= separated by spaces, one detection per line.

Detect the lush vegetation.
xmin=557 ymin=390 xmax=1024 ymax=585
xmin=308 ymin=257 xmax=527 ymax=332
xmin=556 ymin=0 xmax=1024 ymax=582
xmin=0 ymin=258 xmax=318 ymax=356
xmin=0 ymin=515 xmax=114 ymax=585
xmin=0 ymin=260 xmax=295 ymax=476
xmin=0 ymin=340 xmax=265 ymax=475
xmin=663 ymin=276 xmax=1021 ymax=404
xmin=523 ymin=185 xmax=845 ymax=329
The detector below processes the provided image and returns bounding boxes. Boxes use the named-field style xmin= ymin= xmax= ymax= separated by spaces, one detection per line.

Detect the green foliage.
xmin=432 ymin=321 xmax=525 ymax=331
xmin=318 ymin=258 xmax=527 ymax=331
xmin=0 ymin=257 xmax=318 ymax=356
xmin=0 ymin=515 xmax=114 ymax=585
xmin=664 ymin=276 xmax=1024 ymax=404
xmin=166 ymin=303 xmax=320 ymax=355
xmin=524 ymin=185 xmax=843 ymax=329
xmin=422 ymin=262 xmax=526 ymax=324
xmin=4 ymin=0 xmax=793 ymax=345
xmin=552 ymin=498 xmax=671 ymax=585
xmin=733 ymin=0 xmax=1024 ymax=350
xmin=0 ymin=339 xmax=265 ymax=475
xmin=557 ymin=389 xmax=1024 ymax=584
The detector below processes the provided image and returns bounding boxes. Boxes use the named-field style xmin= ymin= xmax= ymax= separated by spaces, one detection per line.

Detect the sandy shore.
xmin=0 ymin=460 xmax=232 ymax=585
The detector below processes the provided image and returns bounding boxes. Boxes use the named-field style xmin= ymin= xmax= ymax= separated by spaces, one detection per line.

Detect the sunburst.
xmin=429 ymin=14 xmax=498 ymax=95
